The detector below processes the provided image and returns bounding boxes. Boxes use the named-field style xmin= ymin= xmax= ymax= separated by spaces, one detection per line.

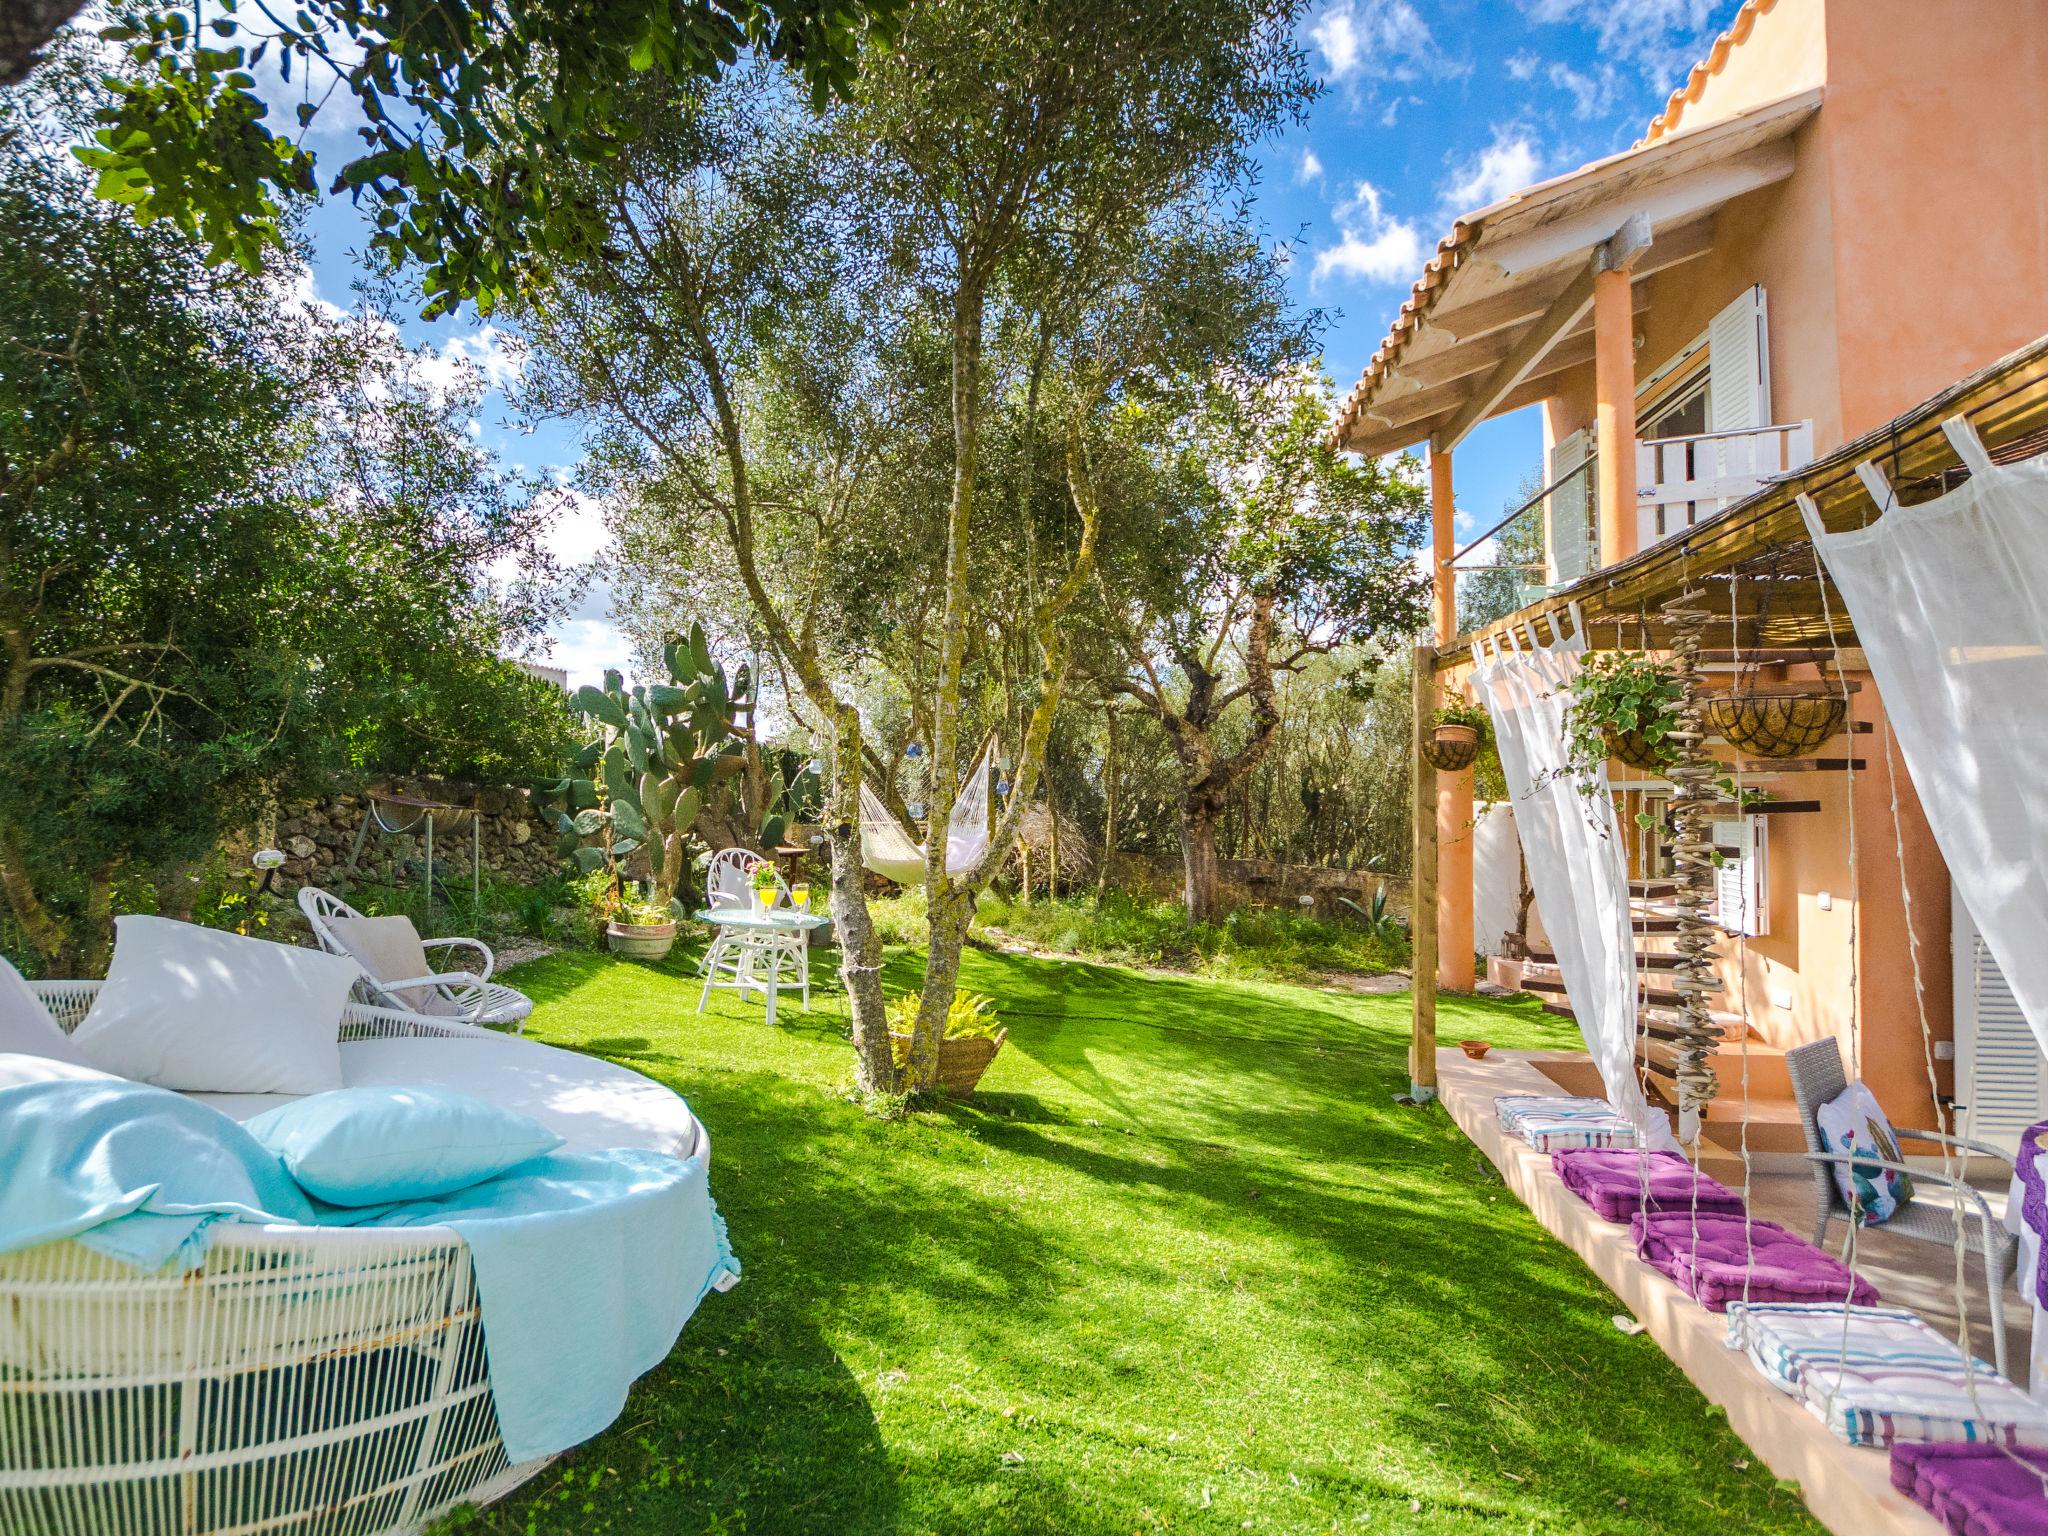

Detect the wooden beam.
xmin=1410 ymin=641 xmax=1439 ymax=1102
xmin=1433 ymin=260 xmax=1597 ymax=453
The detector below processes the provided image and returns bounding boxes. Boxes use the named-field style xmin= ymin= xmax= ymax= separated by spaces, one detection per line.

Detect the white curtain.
xmin=859 ymin=748 xmax=992 ymax=885
xmin=1802 ymin=418 xmax=2048 ymax=1057
xmin=1474 ymin=619 xmax=1675 ymax=1149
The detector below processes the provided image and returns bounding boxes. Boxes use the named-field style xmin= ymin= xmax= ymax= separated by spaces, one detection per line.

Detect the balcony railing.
xmin=1635 ymin=421 xmax=1815 ymax=549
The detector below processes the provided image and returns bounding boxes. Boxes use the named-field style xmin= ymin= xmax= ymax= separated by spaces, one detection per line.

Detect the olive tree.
xmin=1083 ymin=370 xmax=1429 ymax=921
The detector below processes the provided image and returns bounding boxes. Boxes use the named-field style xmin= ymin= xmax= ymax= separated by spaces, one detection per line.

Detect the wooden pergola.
xmin=1408 ymin=332 xmax=2048 ymax=1093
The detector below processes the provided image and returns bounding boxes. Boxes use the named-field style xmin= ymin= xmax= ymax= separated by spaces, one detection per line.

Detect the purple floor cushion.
xmin=1893 ymin=1443 xmax=2048 ymax=1536
xmin=1553 ymin=1148 xmax=1748 ymax=1224
xmin=1631 ymin=1210 xmax=1880 ymax=1311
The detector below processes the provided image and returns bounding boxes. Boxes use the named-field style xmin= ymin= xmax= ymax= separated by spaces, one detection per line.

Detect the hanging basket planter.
xmin=1602 ymin=725 xmax=1679 ymax=773
xmin=889 ymin=1027 xmax=1008 ymax=1097
xmin=1705 ymin=691 xmax=1848 ymax=759
xmin=1421 ymin=722 xmax=1481 ymax=773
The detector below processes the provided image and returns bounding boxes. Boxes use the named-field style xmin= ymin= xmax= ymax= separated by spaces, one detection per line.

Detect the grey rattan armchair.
xmin=1787 ymin=1037 xmax=2017 ymax=1374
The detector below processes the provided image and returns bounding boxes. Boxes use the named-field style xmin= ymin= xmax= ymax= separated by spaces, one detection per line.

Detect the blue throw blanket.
xmin=0 ymin=1079 xmax=740 ymax=1465
xmin=322 ymin=1148 xmax=739 ymax=1462
xmin=0 ymin=1078 xmax=314 ymax=1269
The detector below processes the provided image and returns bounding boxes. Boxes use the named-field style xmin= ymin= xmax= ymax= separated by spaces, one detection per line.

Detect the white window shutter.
xmin=1707 ymin=286 xmax=1771 ymax=433
xmin=1547 ymin=428 xmax=1593 ymax=585
xmin=1953 ymin=888 xmax=2048 ymax=1151
xmin=1712 ymin=817 xmax=1767 ymax=937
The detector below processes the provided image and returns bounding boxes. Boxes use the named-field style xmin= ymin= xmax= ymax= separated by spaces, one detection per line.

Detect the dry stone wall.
xmin=235 ymin=777 xmax=566 ymax=892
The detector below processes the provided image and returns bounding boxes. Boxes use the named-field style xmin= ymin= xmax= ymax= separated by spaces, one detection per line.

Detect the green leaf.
xmin=759 ymin=812 xmax=788 ymax=850
xmin=572 ymin=808 xmax=607 ymax=835
xmin=572 ymin=845 xmax=607 ymax=874
xmin=612 ymin=797 xmax=647 ymax=840
xmin=610 ymin=836 xmax=643 ymax=858
xmin=573 ymin=685 xmax=627 ymax=729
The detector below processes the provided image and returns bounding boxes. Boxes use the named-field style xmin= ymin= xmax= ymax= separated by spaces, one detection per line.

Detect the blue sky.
xmin=291 ymin=0 xmax=1734 ymax=686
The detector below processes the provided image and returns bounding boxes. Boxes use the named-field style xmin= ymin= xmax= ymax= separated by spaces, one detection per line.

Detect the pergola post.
xmin=1410 ymin=639 xmax=1439 ymax=1103
xmin=1429 ymin=447 xmax=1474 ymax=993
xmin=1593 ymin=249 xmax=1641 ymax=570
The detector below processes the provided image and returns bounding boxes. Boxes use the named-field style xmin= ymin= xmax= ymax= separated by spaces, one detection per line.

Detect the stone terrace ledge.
xmin=1434 ymin=1046 xmax=1946 ymax=1536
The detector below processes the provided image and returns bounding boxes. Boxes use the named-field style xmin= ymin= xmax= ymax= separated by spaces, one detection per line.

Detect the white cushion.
xmin=190 ymin=1035 xmax=705 ymax=1160
xmin=72 ymin=916 xmax=355 ymax=1094
xmin=321 ymin=914 xmax=456 ymax=1014
xmin=0 ymin=1051 xmax=117 ymax=1089
xmin=0 ymin=958 xmax=86 ymax=1065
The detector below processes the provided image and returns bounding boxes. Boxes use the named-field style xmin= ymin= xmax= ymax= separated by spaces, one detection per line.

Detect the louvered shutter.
xmin=1954 ymin=889 xmax=2048 ymax=1151
xmin=1712 ymin=817 xmax=1767 ymax=937
xmin=1707 ymin=286 xmax=1771 ymax=433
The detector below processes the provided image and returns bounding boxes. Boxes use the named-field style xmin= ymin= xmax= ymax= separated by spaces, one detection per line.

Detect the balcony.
xmin=1635 ymin=421 xmax=1815 ymax=549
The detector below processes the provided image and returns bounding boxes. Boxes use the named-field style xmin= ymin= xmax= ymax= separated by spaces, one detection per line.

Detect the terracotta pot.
xmin=1421 ymin=722 xmax=1481 ymax=773
xmin=889 ymin=1027 xmax=1009 ymax=1097
xmin=1459 ymin=1039 xmax=1493 ymax=1060
xmin=607 ymin=919 xmax=678 ymax=962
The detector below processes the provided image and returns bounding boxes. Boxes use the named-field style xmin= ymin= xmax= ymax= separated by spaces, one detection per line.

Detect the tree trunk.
xmin=0 ymin=0 xmax=84 ymax=89
xmin=825 ymin=706 xmax=894 ymax=1094
xmin=1048 ymin=796 xmax=1059 ymax=902
xmin=75 ymin=861 xmax=117 ymax=976
xmin=0 ymin=821 xmax=67 ymax=969
xmin=1098 ymin=708 xmax=1118 ymax=899
xmin=1181 ymin=792 xmax=1225 ymax=925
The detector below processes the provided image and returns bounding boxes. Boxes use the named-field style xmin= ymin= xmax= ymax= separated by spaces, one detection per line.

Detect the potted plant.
xmin=749 ymin=861 xmax=782 ymax=913
xmin=887 ymin=991 xmax=1008 ymax=1097
xmin=1561 ymin=651 xmax=1684 ymax=779
xmin=1421 ymin=696 xmax=1489 ymax=773
xmin=606 ymin=893 xmax=679 ymax=961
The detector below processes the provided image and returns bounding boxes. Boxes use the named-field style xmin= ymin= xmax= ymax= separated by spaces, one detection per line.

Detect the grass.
xmin=451 ymin=942 xmax=1821 ymax=1536
xmin=868 ymin=887 xmax=1409 ymax=984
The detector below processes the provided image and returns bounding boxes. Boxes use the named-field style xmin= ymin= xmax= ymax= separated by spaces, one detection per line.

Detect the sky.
xmin=289 ymin=0 xmax=1736 ymax=689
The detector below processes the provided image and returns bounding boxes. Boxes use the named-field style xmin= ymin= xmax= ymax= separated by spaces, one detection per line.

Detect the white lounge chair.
xmin=300 ymin=885 xmax=533 ymax=1033
xmin=0 ymin=981 xmax=708 ymax=1536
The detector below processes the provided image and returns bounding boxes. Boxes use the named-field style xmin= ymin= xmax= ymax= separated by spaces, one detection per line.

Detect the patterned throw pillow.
xmin=1816 ymin=1081 xmax=1914 ymax=1226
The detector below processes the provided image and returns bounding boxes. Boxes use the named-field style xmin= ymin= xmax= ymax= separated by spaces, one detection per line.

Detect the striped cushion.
xmin=1728 ymin=1302 xmax=2048 ymax=1449
xmin=1493 ymin=1094 xmax=1641 ymax=1152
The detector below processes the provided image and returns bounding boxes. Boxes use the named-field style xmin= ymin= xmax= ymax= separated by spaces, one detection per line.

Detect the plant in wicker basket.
xmin=887 ymin=990 xmax=1007 ymax=1097
xmin=1705 ymin=691 xmax=1848 ymax=759
xmin=1422 ymin=695 xmax=1489 ymax=773
xmin=1561 ymin=651 xmax=1684 ymax=784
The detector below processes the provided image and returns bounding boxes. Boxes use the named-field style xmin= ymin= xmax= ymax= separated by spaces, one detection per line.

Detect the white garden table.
xmin=695 ymin=906 xmax=831 ymax=1024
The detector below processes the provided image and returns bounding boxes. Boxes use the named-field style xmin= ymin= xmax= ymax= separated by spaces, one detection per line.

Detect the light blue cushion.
xmin=246 ymin=1086 xmax=564 ymax=1207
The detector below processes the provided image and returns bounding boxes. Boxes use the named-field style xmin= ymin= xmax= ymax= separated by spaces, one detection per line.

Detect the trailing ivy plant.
xmin=1558 ymin=651 xmax=1683 ymax=794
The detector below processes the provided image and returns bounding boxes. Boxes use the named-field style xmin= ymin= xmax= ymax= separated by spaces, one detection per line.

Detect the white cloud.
xmin=1296 ymin=148 xmax=1325 ymax=185
xmin=538 ymin=618 xmax=638 ymax=695
xmin=1441 ymin=132 xmax=1542 ymax=213
xmin=1505 ymin=51 xmax=1541 ymax=81
xmin=1311 ymin=181 xmax=1424 ymax=288
xmin=539 ymin=486 xmax=612 ymax=567
xmin=1309 ymin=0 xmax=1439 ymax=82
xmin=415 ymin=325 xmax=526 ymax=398
xmin=1547 ymin=60 xmax=1622 ymax=119
xmin=1519 ymin=0 xmax=1720 ymax=76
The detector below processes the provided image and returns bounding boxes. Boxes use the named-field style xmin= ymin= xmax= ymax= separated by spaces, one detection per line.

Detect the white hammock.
xmin=860 ymin=749 xmax=992 ymax=885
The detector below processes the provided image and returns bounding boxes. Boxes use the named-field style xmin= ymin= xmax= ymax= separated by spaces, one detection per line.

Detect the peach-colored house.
xmin=1335 ymin=0 xmax=2048 ymax=1143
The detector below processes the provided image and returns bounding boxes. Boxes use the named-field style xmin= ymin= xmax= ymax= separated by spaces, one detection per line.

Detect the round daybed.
xmin=0 ymin=982 xmax=706 ymax=1536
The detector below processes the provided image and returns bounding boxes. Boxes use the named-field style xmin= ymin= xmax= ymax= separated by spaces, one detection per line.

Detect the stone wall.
xmin=241 ymin=777 xmax=565 ymax=893
xmin=1103 ymin=851 xmax=1411 ymax=922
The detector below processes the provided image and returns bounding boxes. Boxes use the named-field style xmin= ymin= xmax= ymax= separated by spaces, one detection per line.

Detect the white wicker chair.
xmin=0 ymin=981 xmax=694 ymax=1536
xmin=299 ymin=886 xmax=533 ymax=1034
xmin=696 ymin=851 xmax=808 ymax=1021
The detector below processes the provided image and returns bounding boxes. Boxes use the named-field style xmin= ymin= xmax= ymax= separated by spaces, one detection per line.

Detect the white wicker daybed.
xmin=0 ymin=982 xmax=708 ymax=1536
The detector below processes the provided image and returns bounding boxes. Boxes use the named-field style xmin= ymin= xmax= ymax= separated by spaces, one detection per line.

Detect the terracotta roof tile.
xmin=1639 ymin=0 xmax=1781 ymax=147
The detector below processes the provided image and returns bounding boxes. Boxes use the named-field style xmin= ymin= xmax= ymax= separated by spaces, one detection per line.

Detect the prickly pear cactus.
xmin=533 ymin=622 xmax=750 ymax=912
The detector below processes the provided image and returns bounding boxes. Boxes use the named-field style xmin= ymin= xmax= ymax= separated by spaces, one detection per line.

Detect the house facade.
xmin=1336 ymin=0 xmax=2048 ymax=1139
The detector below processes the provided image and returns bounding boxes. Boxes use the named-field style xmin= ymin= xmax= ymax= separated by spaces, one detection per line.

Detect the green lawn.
xmin=453 ymin=942 xmax=1821 ymax=1536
